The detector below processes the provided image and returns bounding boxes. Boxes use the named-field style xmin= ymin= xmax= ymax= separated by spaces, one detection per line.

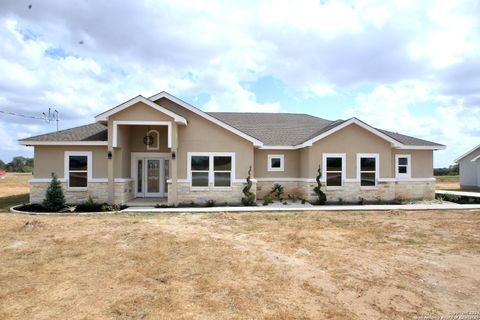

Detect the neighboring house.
xmin=19 ymin=91 xmax=445 ymax=205
xmin=455 ymin=145 xmax=480 ymax=189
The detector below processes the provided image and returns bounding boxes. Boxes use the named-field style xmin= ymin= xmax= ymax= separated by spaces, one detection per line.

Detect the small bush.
xmin=42 ymin=173 xmax=66 ymax=212
xmin=241 ymin=166 xmax=256 ymax=206
xmin=438 ymin=193 xmax=461 ymax=203
xmin=287 ymin=194 xmax=299 ymax=203
xmin=205 ymin=199 xmax=216 ymax=207
xmin=262 ymin=195 xmax=273 ymax=206
xmin=313 ymin=165 xmax=327 ymax=205
xmin=270 ymin=183 xmax=284 ymax=201
xmin=301 ymin=199 xmax=306 ymax=204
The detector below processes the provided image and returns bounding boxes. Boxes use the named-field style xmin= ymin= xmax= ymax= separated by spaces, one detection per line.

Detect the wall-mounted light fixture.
xmin=107 ymin=151 xmax=112 ymax=160
xmin=172 ymin=151 xmax=176 ymax=160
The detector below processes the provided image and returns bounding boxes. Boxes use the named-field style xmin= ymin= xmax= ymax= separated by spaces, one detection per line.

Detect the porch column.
xmin=170 ymin=122 xmax=179 ymax=205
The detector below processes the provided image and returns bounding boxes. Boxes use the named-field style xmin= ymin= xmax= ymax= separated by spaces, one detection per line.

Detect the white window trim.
xmin=187 ymin=152 xmax=236 ymax=190
xmin=64 ymin=151 xmax=92 ymax=191
xmin=356 ymin=153 xmax=379 ymax=189
xmin=146 ymin=129 xmax=160 ymax=151
xmin=395 ymin=154 xmax=411 ymax=179
xmin=267 ymin=154 xmax=284 ymax=172
xmin=322 ymin=153 xmax=346 ymax=190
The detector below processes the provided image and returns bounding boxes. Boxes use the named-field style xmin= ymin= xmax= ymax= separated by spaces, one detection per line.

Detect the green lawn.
xmin=0 ymin=194 xmax=29 ymax=212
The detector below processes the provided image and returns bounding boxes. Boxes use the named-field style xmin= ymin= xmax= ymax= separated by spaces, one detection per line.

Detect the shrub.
xmin=241 ymin=166 xmax=256 ymax=206
xmin=270 ymin=183 xmax=284 ymax=201
xmin=75 ymin=196 xmax=105 ymax=212
xmin=205 ymin=199 xmax=216 ymax=207
xmin=313 ymin=165 xmax=326 ymax=205
xmin=42 ymin=173 xmax=66 ymax=212
xmin=301 ymin=199 xmax=306 ymax=204
xmin=287 ymin=194 xmax=299 ymax=203
xmin=438 ymin=193 xmax=461 ymax=203
xmin=262 ymin=195 xmax=273 ymax=206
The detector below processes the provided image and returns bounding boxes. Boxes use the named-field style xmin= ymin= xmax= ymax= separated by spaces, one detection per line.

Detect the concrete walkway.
xmin=121 ymin=202 xmax=480 ymax=213
xmin=436 ymin=190 xmax=480 ymax=198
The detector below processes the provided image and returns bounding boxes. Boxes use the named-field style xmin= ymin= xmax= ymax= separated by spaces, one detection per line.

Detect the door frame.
xmin=131 ymin=152 xmax=171 ymax=198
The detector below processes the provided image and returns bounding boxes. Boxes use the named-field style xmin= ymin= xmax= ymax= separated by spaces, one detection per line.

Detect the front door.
xmin=135 ymin=157 xmax=169 ymax=197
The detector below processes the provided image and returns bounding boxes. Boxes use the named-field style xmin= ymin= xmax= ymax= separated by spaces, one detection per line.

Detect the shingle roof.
xmin=207 ymin=112 xmax=334 ymax=145
xmin=208 ymin=112 xmax=444 ymax=147
xmin=19 ymin=111 xmax=443 ymax=148
xmin=19 ymin=123 xmax=107 ymax=142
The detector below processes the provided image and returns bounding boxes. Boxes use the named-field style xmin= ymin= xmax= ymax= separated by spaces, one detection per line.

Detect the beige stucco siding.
xmin=109 ymin=102 xmax=175 ymax=122
xmin=308 ymin=124 xmax=393 ymax=178
xmin=114 ymin=125 xmax=131 ymax=178
xmin=130 ymin=126 xmax=170 ymax=152
xmin=254 ymin=149 xmax=300 ymax=178
xmin=33 ymin=145 xmax=108 ymax=179
xmin=392 ymin=149 xmax=433 ymax=178
xmin=155 ymin=98 xmax=254 ymax=179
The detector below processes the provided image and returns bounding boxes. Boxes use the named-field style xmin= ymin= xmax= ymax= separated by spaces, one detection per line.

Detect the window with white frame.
xmin=357 ymin=154 xmax=378 ymax=187
xmin=323 ymin=153 xmax=345 ymax=187
xmin=268 ymin=154 xmax=284 ymax=172
xmin=189 ymin=153 xmax=234 ymax=188
xmin=395 ymin=154 xmax=411 ymax=178
xmin=146 ymin=129 xmax=160 ymax=150
xmin=65 ymin=152 xmax=91 ymax=189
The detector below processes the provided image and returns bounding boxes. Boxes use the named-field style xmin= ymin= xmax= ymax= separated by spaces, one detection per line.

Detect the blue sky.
xmin=0 ymin=0 xmax=479 ymax=167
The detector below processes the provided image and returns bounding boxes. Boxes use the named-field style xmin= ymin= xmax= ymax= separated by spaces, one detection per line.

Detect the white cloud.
xmin=0 ymin=0 xmax=479 ymax=166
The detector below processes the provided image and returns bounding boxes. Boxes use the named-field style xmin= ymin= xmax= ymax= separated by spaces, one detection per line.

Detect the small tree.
xmin=313 ymin=165 xmax=327 ymax=205
xmin=43 ymin=173 xmax=66 ymax=212
xmin=241 ymin=166 xmax=256 ymax=206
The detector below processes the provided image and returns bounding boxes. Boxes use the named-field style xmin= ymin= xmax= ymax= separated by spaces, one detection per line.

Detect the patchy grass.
xmin=435 ymin=175 xmax=460 ymax=190
xmin=1 ymin=210 xmax=479 ymax=319
xmin=0 ymin=194 xmax=29 ymax=212
xmin=0 ymin=172 xmax=31 ymax=197
xmin=0 ymin=173 xmax=31 ymax=212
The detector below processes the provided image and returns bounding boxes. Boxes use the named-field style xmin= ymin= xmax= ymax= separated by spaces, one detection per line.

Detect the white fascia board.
xmin=298 ymin=118 xmax=403 ymax=148
xmin=471 ymin=155 xmax=480 ymax=162
xmin=454 ymin=144 xmax=480 ymax=163
xmin=95 ymin=95 xmax=187 ymax=125
xmin=396 ymin=145 xmax=446 ymax=150
xmin=148 ymin=91 xmax=264 ymax=147
xmin=19 ymin=141 xmax=108 ymax=146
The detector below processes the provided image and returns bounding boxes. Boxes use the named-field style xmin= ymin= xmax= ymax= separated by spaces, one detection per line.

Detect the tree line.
xmin=433 ymin=164 xmax=459 ymax=176
xmin=0 ymin=156 xmax=34 ymax=172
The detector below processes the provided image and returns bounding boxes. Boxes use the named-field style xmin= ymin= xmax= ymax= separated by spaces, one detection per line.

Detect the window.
xmin=322 ymin=153 xmax=345 ymax=188
xmin=146 ymin=130 xmax=160 ymax=150
xmin=214 ymin=156 xmax=232 ymax=187
xmin=191 ymin=156 xmax=209 ymax=187
xmin=267 ymin=154 xmax=284 ymax=172
xmin=189 ymin=153 xmax=235 ymax=188
xmin=65 ymin=151 xmax=92 ymax=190
xmin=395 ymin=154 xmax=411 ymax=178
xmin=357 ymin=154 xmax=379 ymax=187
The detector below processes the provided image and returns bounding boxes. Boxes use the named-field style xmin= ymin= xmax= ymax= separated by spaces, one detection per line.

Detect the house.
xmin=455 ymin=145 xmax=480 ymax=189
xmin=19 ymin=91 xmax=445 ymax=205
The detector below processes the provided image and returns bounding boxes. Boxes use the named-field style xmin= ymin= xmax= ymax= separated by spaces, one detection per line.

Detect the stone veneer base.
xmin=257 ymin=180 xmax=435 ymax=202
xmin=170 ymin=181 xmax=255 ymax=205
xmin=30 ymin=180 xmax=134 ymax=205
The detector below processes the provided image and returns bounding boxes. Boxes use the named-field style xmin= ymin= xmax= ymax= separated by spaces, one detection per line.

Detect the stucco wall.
xmin=308 ymin=123 xmax=392 ymax=178
xmin=33 ymin=145 xmax=108 ymax=179
xmin=155 ymin=98 xmax=255 ymax=180
xmin=458 ymin=147 xmax=480 ymax=187
xmin=391 ymin=149 xmax=433 ymax=178
xmin=254 ymin=149 xmax=300 ymax=178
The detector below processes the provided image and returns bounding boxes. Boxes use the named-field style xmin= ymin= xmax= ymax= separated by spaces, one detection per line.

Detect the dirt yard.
xmin=1 ymin=210 xmax=479 ymax=319
xmin=435 ymin=175 xmax=460 ymax=190
xmin=0 ymin=172 xmax=31 ymax=197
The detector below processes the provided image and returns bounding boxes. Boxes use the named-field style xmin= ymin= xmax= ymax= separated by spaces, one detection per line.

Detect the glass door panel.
xmin=146 ymin=159 xmax=160 ymax=194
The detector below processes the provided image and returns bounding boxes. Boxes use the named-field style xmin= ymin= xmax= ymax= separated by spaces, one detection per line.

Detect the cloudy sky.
xmin=0 ymin=0 xmax=479 ymax=167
